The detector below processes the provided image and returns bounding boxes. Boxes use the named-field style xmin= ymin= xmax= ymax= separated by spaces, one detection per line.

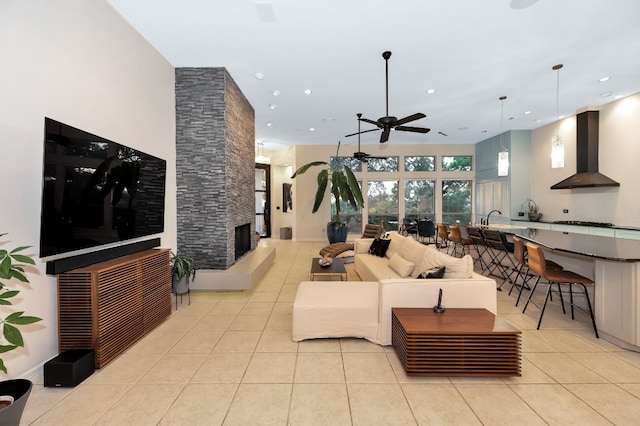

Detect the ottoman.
xmin=292 ymin=281 xmax=379 ymax=343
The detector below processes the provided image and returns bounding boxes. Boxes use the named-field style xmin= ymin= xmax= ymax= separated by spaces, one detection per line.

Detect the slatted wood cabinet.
xmin=57 ymin=249 xmax=171 ymax=368
xmin=392 ymin=308 xmax=521 ymax=377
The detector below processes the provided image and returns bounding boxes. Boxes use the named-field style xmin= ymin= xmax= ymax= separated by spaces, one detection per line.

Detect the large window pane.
xmin=368 ymin=180 xmax=399 ymax=230
xmin=442 ymin=155 xmax=472 ymax=171
xmin=367 ymin=157 xmax=399 ymax=172
xmin=405 ymin=156 xmax=435 ymax=172
xmin=404 ymin=180 xmax=435 ymax=221
xmin=331 ymin=180 xmax=363 ymax=234
xmin=442 ymin=180 xmax=472 ymax=225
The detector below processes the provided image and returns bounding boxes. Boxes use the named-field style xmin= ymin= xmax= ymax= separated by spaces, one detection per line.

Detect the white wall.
xmin=0 ymin=0 xmax=176 ymax=379
xmin=531 ymin=93 xmax=640 ymax=226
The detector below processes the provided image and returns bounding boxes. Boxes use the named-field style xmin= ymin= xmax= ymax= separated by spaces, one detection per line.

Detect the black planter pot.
xmin=327 ymin=222 xmax=348 ymax=243
xmin=0 ymin=379 xmax=32 ymax=426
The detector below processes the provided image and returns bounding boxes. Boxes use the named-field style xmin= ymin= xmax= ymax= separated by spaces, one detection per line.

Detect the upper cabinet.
xmin=475 ymin=130 xmax=532 ymax=222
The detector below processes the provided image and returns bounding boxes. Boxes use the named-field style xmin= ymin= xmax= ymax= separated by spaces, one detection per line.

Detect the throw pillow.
xmin=385 ymin=232 xmax=406 ymax=259
xmin=389 ymin=253 xmax=415 ymax=278
xmin=418 ymin=265 xmax=446 ymax=279
xmin=368 ymin=238 xmax=391 ymax=257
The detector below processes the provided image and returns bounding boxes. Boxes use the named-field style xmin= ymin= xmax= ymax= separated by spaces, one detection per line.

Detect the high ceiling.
xmin=106 ymin=0 xmax=640 ymax=152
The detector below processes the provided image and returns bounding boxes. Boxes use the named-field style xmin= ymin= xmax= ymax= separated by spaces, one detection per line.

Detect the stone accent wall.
xmin=175 ymin=68 xmax=255 ymax=269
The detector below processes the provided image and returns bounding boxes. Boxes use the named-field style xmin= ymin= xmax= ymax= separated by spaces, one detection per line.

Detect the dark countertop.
xmin=506 ymin=228 xmax=640 ymax=262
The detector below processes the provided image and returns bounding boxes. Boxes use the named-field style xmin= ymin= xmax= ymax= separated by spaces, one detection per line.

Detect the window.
xmin=368 ymin=180 xmax=399 ymax=230
xmin=404 ymin=180 xmax=435 ymax=221
xmin=442 ymin=155 xmax=472 ymax=171
xmin=330 ymin=156 xmax=362 ymax=172
xmin=367 ymin=157 xmax=399 ymax=172
xmin=442 ymin=180 xmax=472 ymax=225
xmin=405 ymin=156 xmax=435 ymax=172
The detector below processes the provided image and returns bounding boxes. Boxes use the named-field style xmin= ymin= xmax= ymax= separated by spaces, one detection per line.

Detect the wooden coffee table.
xmin=310 ymin=257 xmax=347 ymax=281
xmin=391 ymin=308 xmax=521 ymax=377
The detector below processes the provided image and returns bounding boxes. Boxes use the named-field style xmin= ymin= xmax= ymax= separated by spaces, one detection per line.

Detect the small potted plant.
xmin=522 ymin=199 xmax=543 ymax=222
xmin=0 ymin=233 xmax=41 ymax=424
xmin=170 ymin=252 xmax=196 ymax=295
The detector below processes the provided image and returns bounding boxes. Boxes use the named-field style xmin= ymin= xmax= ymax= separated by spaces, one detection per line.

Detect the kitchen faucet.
xmin=485 ymin=209 xmax=502 ymax=225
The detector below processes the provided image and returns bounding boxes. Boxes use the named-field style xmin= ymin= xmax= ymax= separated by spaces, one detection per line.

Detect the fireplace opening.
xmin=235 ymin=223 xmax=251 ymax=260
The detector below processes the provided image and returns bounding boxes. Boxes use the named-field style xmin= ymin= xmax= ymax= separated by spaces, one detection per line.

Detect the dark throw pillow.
xmin=368 ymin=238 xmax=391 ymax=257
xmin=418 ymin=265 xmax=446 ymax=279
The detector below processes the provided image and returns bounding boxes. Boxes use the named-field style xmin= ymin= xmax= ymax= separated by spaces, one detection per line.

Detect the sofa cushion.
xmin=398 ymin=237 xmax=429 ymax=277
xmin=418 ymin=246 xmax=473 ymax=279
xmin=385 ymin=232 xmax=406 ymax=260
xmin=388 ymin=253 xmax=415 ymax=278
xmin=368 ymin=238 xmax=391 ymax=257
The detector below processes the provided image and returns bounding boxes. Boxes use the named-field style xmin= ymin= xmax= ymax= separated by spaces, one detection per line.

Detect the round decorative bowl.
xmin=318 ymin=257 xmax=333 ymax=267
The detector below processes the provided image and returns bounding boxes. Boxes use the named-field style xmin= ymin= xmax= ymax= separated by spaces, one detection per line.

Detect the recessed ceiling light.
xmin=304 ymin=89 xmax=312 ymax=95
xmin=254 ymin=72 xmax=264 ymax=80
xmin=535 ymin=119 xmax=542 ymax=123
xmin=426 ymin=89 xmax=435 ymax=94
xmin=559 ymin=115 xmax=566 ymax=119
xmin=272 ymin=90 xmax=280 ymax=96
xmin=268 ymin=104 xmax=277 ymax=109
xmin=309 ymin=127 xmax=315 ymax=132
xmin=598 ymin=76 xmax=611 ymax=83
xmin=600 ymin=92 xmax=612 ymax=98
xmin=614 ymin=94 xmax=624 ymax=99
xmin=266 ymin=122 xmax=272 ymax=126
xmin=524 ymin=111 xmax=531 ymax=115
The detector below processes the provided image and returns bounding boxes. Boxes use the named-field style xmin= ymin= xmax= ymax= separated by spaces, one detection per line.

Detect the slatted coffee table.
xmin=391 ymin=308 xmax=521 ymax=377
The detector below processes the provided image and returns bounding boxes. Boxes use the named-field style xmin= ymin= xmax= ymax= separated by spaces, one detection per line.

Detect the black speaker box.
xmin=44 ymin=349 xmax=95 ymax=387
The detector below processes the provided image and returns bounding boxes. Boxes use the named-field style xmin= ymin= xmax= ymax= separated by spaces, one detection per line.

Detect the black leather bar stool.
xmin=466 ymin=226 xmax=489 ymax=272
xmin=522 ymin=242 xmax=598 ymax=338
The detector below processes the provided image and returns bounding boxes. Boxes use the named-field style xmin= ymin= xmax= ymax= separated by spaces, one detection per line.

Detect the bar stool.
xmin=448 ymin=225 xmax=472 ymax=258
xmin=522 ymin=242 xmax=598 ymax=338
xmin=482 ymin=229 xmax=518 ymax=290
xmin=466 ymin=226 xmax=489 ymax=272
xmin=510 ymin=236 xmax=563 ymax=307
xmin=436 ymin=223 xmax=451 ymax=253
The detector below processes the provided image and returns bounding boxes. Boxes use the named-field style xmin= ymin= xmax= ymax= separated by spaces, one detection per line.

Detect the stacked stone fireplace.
xmin=175 ymin=67 xmax=255 ymax=269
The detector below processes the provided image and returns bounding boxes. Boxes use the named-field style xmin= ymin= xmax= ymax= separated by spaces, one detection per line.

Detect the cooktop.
xmin=553 ymin=220 xmax=614 ymax=228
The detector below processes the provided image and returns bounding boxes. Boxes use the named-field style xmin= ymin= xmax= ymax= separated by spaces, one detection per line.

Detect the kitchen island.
xmin=509 ymin=227 xmax=640 ymax=351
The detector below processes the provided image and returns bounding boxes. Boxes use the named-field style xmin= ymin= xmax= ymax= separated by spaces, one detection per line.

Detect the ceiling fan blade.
xmin=345 ymin=128 xmax=381 ymax=137
xmin=380 ymin=126 xmax=391 ymax=143
xmin=395 ymin=113 xmax=426 ymax=126
xmin=395 ymin=126 xmax=431 ymax=134
xmin=359 ymin=117 xmax=380 ymax=127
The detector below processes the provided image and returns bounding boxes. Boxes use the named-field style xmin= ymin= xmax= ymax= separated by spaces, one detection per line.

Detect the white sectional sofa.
xmin=293 ymin=233 xmax=498 ymax=345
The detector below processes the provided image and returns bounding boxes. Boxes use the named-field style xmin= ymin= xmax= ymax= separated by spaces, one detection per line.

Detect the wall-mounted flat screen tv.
xmin=40 ymin=118 xmax=166 ymax=258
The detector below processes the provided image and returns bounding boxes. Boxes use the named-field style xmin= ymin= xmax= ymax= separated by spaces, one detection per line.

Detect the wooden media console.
xmin=57 ymin=249 xmax=171 ymax=368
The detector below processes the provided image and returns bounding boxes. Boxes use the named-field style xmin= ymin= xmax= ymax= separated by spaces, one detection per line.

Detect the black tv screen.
xmin=40 ymin=118 xmax=166 ymax=258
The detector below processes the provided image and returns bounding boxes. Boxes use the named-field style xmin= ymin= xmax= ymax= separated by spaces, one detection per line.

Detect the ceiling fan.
xmin=346 ymin=51 xmax=431 ymax=143
xmin=349 ymin=113 xmax=388 ymax=162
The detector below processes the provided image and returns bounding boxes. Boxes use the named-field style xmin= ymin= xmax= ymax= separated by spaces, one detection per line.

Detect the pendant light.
xmin=551 ymin=64 xmax=565 ymax=168
xmin=497 ymin=96 xmax=509 ymax=177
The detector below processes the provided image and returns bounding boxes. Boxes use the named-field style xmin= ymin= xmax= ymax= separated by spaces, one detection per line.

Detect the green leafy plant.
xmin=171 ymin=252 xmax=196 ymax=282
xmin=0 ymin=233 xmax=42 ymax=374
xmin=291 ymin=141 xmax=364 ymax=223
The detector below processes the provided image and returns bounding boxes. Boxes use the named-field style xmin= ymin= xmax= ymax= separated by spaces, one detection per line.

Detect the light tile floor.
xmin=22 ymin=239 xmax=640 ymax=425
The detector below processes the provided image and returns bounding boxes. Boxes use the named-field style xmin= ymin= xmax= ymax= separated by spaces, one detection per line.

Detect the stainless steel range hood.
xmin=550 ymin=109 xmax=620 ymax=190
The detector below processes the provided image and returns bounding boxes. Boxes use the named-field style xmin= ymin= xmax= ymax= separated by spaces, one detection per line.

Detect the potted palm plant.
xmin=170 ymin=251 xmax=196 ymax=295
xmin=0 ymin=233 xmax=41 ymax=424
xmin=291 ymin=141 xmax=364 ymax=243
